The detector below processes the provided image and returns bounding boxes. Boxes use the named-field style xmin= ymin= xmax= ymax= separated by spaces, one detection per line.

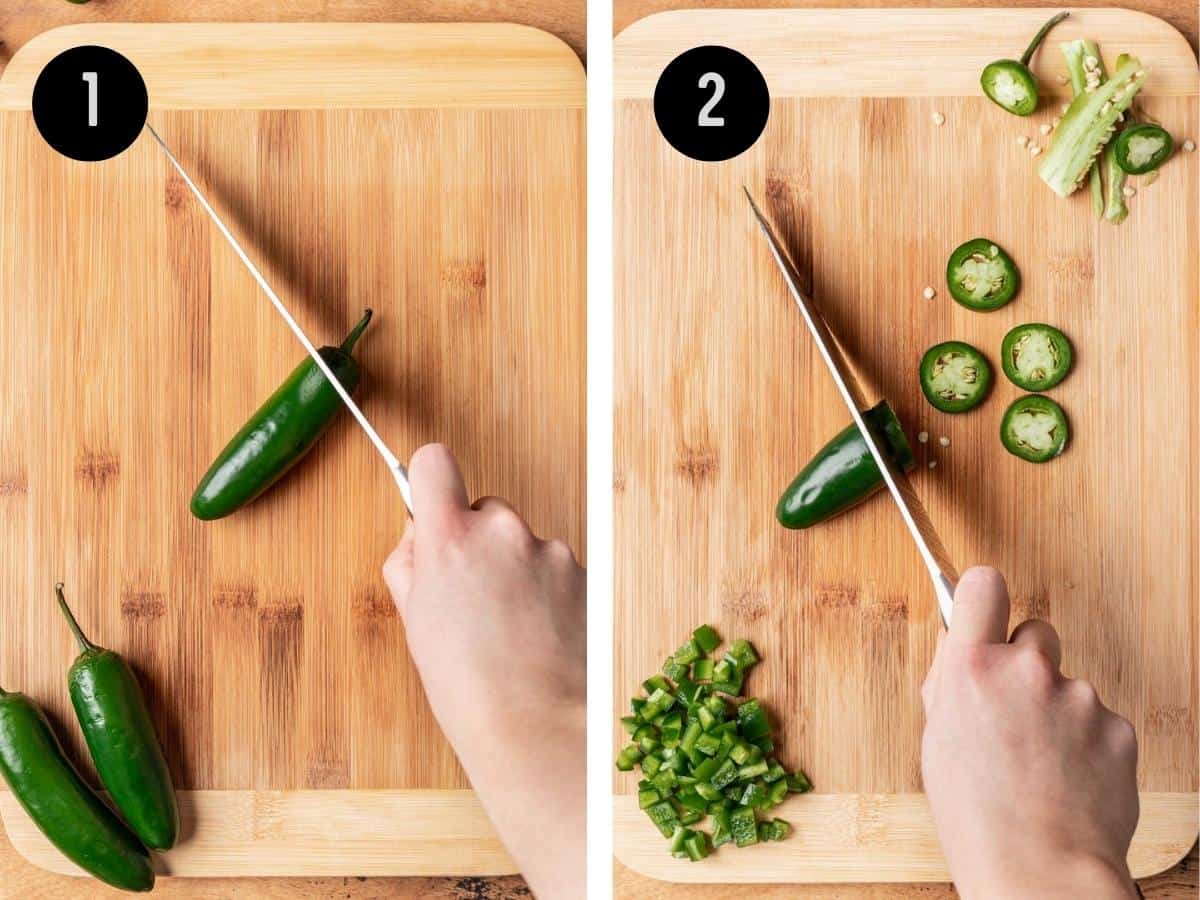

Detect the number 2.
xmin=82 ymin=72 xmax=98 ymax=127
xmin=697 ymin=72 xmax=725 ymax=127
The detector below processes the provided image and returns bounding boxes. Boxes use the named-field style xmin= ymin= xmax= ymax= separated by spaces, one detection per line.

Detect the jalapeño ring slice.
xmin=946 ymin=238 xmax=1020 ymax=311
xmin=1000 ymin=394 xmax=1069 ymax=462
xmin=920 ymin=341 xmax=993 ymax=413
xmin=1001 ymin=323 xmax=1073 ymax=391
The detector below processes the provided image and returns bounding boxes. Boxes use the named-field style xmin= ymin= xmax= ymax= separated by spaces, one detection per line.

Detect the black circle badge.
xmin=653 ymin=46 xmax=769 ymax=162
xmin=32 ymin=46 xmax=148 ymax=162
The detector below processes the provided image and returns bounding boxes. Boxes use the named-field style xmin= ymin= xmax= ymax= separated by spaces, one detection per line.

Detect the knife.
xmin=744 ymin=187 xmax=957 ymax=625
xmin=145 ymin=123 xmax=413 ymax=515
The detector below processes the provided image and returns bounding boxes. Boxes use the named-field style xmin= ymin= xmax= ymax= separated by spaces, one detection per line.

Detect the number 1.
xmin=697 ymin=72 xmax=725 ymax=127
xmin=82 ymin=72 xmax=98 ymax=127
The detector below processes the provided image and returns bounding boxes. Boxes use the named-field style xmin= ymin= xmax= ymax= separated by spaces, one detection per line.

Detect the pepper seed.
xmin=1184 ymin=140 xmax=1196 ymax=152
xmin=1030 ymin=145 xmax=1042 ymax=157
xmin=918 ymin=431 xmax=929 ymax=444
xmin=1039 ymin=123 xmax=1052 ymax=135
xmin=1016 ymin=135 xmax=1029 ymax=147
xmin=932 ymin=111 xmax=945 ymax=126
xmin=938 ymin=436 xmax=950 ymax=447
xmin=923 ymin=286 xmax=936 ymax=300
xmin=928 ymin=460 xmax=937 ymax=469
xmin=1122 ymin=185 xmax=1136 ymax=197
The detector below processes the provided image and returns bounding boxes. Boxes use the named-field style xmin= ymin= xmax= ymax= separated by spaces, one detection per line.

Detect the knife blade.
xmin=145 ymin=123 xmax=413 ymax=514
xmin=744 ymin=187 xmax=957 ymax=625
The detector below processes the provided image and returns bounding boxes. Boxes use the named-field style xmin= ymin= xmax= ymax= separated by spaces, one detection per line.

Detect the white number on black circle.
xmin=82 ymin=71 xmax=98 ymax=127
xmin=697 ymin=72 xmax=726 ymax=127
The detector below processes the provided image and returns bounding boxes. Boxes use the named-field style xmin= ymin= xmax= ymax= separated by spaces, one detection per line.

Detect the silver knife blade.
xmin=145 ymin=123 xmax=413 ymax=514
xmin=744 ymin=187 xmax=956 ymax=625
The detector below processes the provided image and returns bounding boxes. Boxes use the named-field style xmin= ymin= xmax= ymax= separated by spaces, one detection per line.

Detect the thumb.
xmin=382 ymin=526 xmax=415 ymax=621
xmin=947 ymin=566 xmax=1011 ymax=645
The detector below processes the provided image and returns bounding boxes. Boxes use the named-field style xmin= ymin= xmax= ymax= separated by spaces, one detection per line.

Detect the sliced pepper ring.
xmin=1001 ymin=323 xmax=1073 ymax=391
xmin=1115 ymin=123 xmax=1174 ymax=175
xmin=1000 ymin=395 xmax=1069 ymax=463
xmin=920 ymin=341 xmax=993 ymax=413
xmin=946 ymin=238 xmax=1020 ymax=311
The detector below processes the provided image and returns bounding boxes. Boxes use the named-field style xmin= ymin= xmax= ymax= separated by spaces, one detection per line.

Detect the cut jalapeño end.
xmin=1115 ymin=123 xmax=1173 ymax=175
xmin=920 ymin=341 xmax=993 ymax=413
xmin=1001 ymin=323 xmax=1073 ymax=391
xmin=1000 ymin=395 xmax=1069 ymax=463
xmin=981 ymin=61 xmax=1039 ymax=116
xmin=946 ymin=238 xmax=1020 ymax=311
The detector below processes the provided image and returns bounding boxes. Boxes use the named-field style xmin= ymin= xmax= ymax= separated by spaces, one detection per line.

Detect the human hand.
xmin=383 ymin=444 xmax=586 ymax=899
xmin=921 ymin=566 xmax=1139 ymax=900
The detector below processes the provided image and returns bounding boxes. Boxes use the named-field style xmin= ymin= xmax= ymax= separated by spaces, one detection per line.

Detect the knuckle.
xmin=1065 ymin=677 xmax=1099 ymax=707
xmin=489 ymin=506 xmax=531 ymax=539
xmin=544 ymin=538 xmax=576 ymax=562
xmin=1013 ymin=645 xmax=1055 ymax=686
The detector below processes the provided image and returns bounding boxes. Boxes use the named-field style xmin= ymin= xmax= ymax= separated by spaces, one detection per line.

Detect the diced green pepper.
xmin=766 ymin=818 xmax=791 ymax=841
xmin=730 ymin=805 xmax=759 ymax=847
xmin=638 ymin=787 xmax=661 ymax=809
xmin=643 ymin=674 xmax=672 ymax=695
xmin=646 ymin=800 xmax=679 ymax=838
xmin=680 ymin=721 xmax=703 ymax=754
xmin=763 ymin=761 xmax=786 ymax=784
xmin=651 ymin=770 xmax=678 ymax=794
xmin=615 ymin=744 xmax=642 ymax=771
xmin=692 ymin=624 xmax=721 ymax=653
xmin=710 ymin=758 xmax=739 ymax=791
xmin=695 ymin=731 xmax=722 ymax=757
xmin=676 ymin=789 xmax=708 ymax=813
xmin=691 ymin=757 xmax=720 ymax=783
xmin=641 ymin=753 xmax=662 ymax=777
xmin=669 ymin=825 xmax=688 ymax=855
xmin=691 ymin=658 xmax=714 ymax=681
xmin=738 ymin=782 xmax=767 ymax=809
xmin=662 ymin=657 xmax=687 ymax=682
xmin=786 ymin=770 xmax=813 ymax=793
xmin=729 ymin=639 xmax=759 ymax=669
xmin=738 ymin=760 xmax=769 ymax=781
xmin=673 ymin=639 xmax=702 ymax=666
xmin=766 ymin=778 xmax=788 ymax=808
xmin=737 ymin=699 xmax=771 ymax=741
xmin=678 ymin=808 xmax=703 ymax=826
xmin=684 ymin=832 xmax=709 ymax=861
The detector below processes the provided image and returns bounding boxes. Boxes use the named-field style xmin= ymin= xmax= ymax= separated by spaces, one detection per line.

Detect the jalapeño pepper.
xmin=0 ymin=688 xmax=154 ymax=892
xmin=776 ymin=400 xmax=915 ymax=530
xmin=56 ymin=584 xmax=179 ymax=851
xmin=191 ymin=309 xmax=372 ymax=520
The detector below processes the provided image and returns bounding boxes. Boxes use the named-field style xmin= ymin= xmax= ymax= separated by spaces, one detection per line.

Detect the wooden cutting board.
xmin=614 ymin=8 xmax=1197 ymax=884
xmin=0 ymin=23 xmax=584 ymax=878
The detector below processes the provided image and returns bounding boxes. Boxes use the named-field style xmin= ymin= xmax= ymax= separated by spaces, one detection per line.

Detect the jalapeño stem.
xmin=1020 ymin=11 xmax=1070 ymax=66
xmin=339 ymin=308 xmax=373 ymax=353
xmin=55 ymin=583 xmax=97 ymax=654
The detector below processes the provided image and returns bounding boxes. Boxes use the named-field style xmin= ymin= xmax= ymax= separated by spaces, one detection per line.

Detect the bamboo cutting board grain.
xmin=614 ymin=9 xmax=1197 ymax=884
xmin=0 ymin=24 xmax=584 ymax=877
